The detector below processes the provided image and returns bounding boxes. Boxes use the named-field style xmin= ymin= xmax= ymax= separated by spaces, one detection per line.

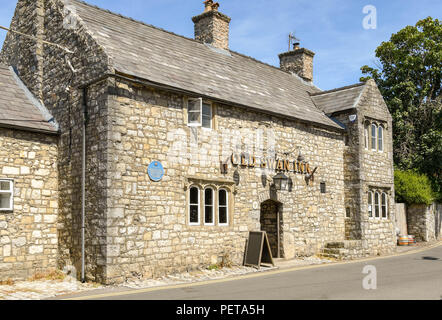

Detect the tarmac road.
xmin=60 ymin=243 xmax=442 ymax=300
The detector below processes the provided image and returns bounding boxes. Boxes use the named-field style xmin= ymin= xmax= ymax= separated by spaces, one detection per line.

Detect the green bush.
xmin=394 ymin=170 xmax=434 ymax=205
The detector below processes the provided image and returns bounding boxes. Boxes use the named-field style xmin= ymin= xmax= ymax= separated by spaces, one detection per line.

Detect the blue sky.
xmin=0 ymin=0 xmax=440 ymax=90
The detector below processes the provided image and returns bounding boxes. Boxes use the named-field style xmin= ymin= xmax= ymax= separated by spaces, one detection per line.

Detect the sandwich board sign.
xmin=244 ymin=231 xmax=274 ymax=268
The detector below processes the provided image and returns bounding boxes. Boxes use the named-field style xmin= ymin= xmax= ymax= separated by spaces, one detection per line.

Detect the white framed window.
xmin=0 ymin=179 xmax=13 ymax=211
xmin=368 ymin=191 xmax=373 ymax=218
xmin=189 ymin=186 xmax=200 ymax=225
xmin=374 ymin=192 xmax=380 ymax=218
xmin=381 ymin=193 xmax=388 ymax=219
xmin=187 ymin=98 xmax=202 ymax=127
xmin=371 ymin=124 xmax=377 ymax=151
xmin=345 ymin=207 xmax=351 ymax=218
xmin=378 ymin=126 xmax=384 ymax=152
xmin=218 ymin=189 xmax=229 ymax=226
xmin=204 ymin=187 xmax=215 ymax=225
xmin=202 ymin=103 xmax=212 ymax=129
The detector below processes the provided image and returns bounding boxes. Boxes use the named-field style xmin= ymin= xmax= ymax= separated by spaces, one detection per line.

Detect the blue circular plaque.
xmin=147 ymin=161 xmax=164 ymax=182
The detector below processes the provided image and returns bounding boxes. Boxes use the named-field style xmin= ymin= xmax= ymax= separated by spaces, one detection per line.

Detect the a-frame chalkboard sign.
xmin=244 ymin=231 xmax=275 ymax=268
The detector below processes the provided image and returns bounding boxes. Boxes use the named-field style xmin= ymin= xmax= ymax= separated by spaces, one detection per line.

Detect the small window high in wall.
xmin=0 ymin=180 xmax=13 ymax=211
xmin=187 ymin=98 xmax=213 ymax=129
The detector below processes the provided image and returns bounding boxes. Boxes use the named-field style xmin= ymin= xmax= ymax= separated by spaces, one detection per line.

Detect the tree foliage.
xmin=394 ymin=170 xmax=434 ymax=205
xmin=361 ymin=17 xmax=441 ymax=201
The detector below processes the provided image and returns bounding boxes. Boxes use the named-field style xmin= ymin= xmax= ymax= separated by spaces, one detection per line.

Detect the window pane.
xmin=205 ymin=188 xmax=213 ymax=204
xmin=202 ymin=104 xmax=211 ymax=116
xmin=202 ymin=104 xmax=212 ymax=128
xmin=188 ymin=111 xmax=200 ymax=124
xmin=190 ymin=187 xmax=199 ymax=205
xmin=188 ymin=100 xmax=200 ymax=112
xmin=204 ymin=189 xmax=214 ymax=224
xmin=219 ymin=207 xmax=227 ymax=224
xmin=190 ymin=205 xmax=199 ymax=223
xmin=0 ymin=194 xmax=11 ymax=209
xmin=371 ymin=125 xmax=377 ymax=150
xmin=382 ymin=193 xmax=387 ymax=218
xmin=188 ymin=100 xmax=201 ymax=125
xmin=375 ymin=193 xmax=380 ymax=218
xmin=219 ymin=190 xmax=227 ymax=206
xmin=0 ymin=181 xmax=10 ymax=191
xmin=205 ymin=206 xmax=213 ymax=224
xmin=378 ymin=127 xmax=383 ymax=151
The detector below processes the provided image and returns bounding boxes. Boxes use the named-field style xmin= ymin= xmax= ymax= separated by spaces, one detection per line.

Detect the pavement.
xmin=56 ymin=241 xmax=442 ymax=300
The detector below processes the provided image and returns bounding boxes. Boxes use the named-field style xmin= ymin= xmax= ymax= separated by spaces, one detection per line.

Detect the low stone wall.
xmin=407 ymin=203 xmax=441 ymax=242
xmin=0 ymin=128 xmax=58 ymax=281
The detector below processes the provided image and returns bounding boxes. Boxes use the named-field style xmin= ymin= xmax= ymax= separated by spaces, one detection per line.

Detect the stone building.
xmin=0 ymin=0 xmax=396 ymax=283
xmin=0 ymin=64 xmax=59 ymax=280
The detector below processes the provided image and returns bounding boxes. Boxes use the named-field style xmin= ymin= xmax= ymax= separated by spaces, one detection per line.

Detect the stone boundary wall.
xmin=395 ymin=203 xmax=408 ymax=236
xmin=0 ymin=128 xmax=58 ymax=281
xmin=407 ymin=203 xmax=442 ymax=242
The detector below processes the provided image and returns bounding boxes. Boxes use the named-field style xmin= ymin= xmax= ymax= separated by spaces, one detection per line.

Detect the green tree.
xmin=394 ymin=170 xmax=434 ymax=205
xmin=361 ymin=17 xmax=442 ymax=201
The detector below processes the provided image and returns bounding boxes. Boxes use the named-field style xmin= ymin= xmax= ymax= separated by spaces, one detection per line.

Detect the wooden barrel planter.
xmin=398 ymin=236 xmax=409 ymax=246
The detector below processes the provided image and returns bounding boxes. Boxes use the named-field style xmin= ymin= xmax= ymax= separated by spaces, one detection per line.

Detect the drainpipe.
xmin=81 ymin=87 xmax=88 ymax=283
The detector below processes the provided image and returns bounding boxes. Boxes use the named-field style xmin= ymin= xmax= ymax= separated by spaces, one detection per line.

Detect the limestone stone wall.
xmin=103 ymin=77 xmax=347 ymax=283
xmin=407 ymin=203 xmax=441 ymax=242
xmin=1 ymin=0 xmax=113 ymax=283
xmin=330 ymin=80 xmax=396 ymax=257
xmin=0 ymin=128 xmax=58 ymax=280
xmin=357 ymin=80 xmax=396 ymax=255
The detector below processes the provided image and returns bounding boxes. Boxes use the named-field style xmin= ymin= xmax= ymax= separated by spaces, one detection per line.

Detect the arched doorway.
xmin=260 ymin=200 xmax=283 ymax=258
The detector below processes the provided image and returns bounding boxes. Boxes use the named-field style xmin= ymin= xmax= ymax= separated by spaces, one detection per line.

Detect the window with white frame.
xmin=378 ymin=126 xmax=384 ymax=152
xmin=381 ymin=192 xmax=388 ymax=218
xmin=369 ymin=190 xmax=389 ymax=220
xmin=0 ymin=180 xmax=13 ymax=211
xmin=187 ymin=98 xmax=212 ymax=129
xmin=218 ymin=189 xmax=228 ymax=226
xmin=204 ymin=188 xmax=214 ymax=225
xmin=187 ymin=98 xmax=202 ymax=127
xmin=371 ymin=124 xmax=377 ymax=151
xmin=189 ymin=186 xmax=200 ymax=225
xmin=368 ymin=192 xmax=373 ymax=218
xmin=374 ymin=192 xmax=380 ymax=218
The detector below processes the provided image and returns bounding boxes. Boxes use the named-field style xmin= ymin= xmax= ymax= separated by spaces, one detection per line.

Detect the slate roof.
xmin=0 ymin=65 xmax=58 ymax=134
xmin=311 ymin=83 xmax=366 ymax=115
xmin=70 ymin=0 xmax=343 ymax=130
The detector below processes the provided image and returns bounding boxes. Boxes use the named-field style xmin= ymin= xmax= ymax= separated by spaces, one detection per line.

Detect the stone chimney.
xmin=279 ymin=42 xmax=315 ymax=83
xmin=192 ymin=0 xmax=231 ymax=50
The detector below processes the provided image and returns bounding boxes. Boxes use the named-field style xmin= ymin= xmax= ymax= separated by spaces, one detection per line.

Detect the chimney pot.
xmin=204 ymin=0 xmax=214 ymax=12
